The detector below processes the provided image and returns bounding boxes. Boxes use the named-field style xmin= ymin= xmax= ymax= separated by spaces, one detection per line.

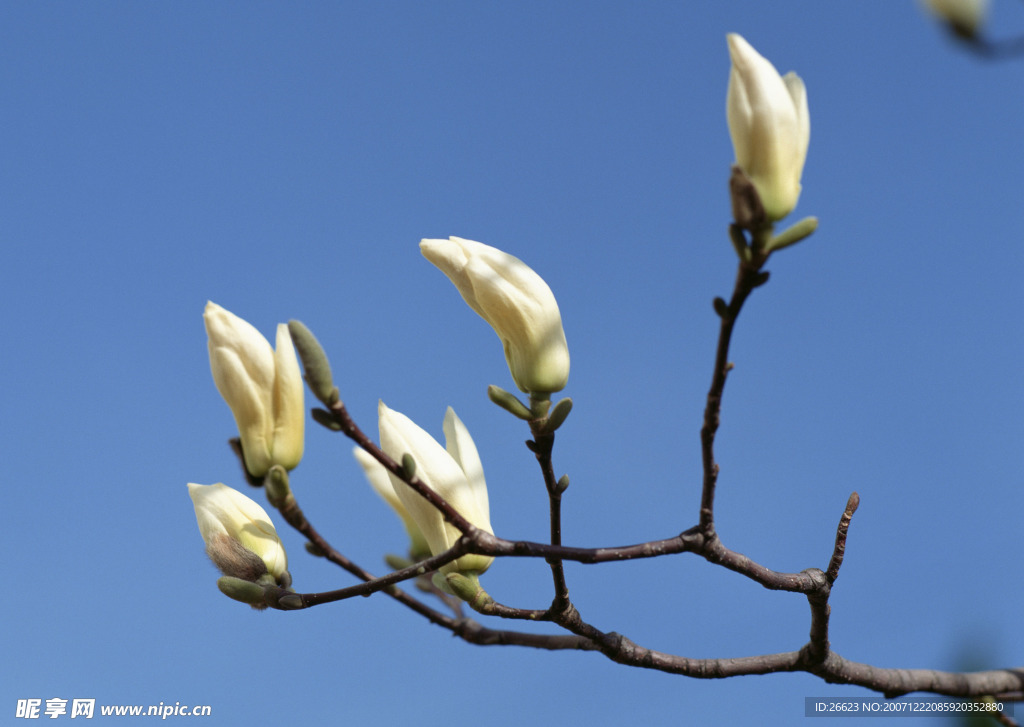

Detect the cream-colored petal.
xmin=354 ymin=446 xmax=431 ymax=557
xmin=203 ymin=302 xmax=304 ymax=476
xmin=188 ymin=482 xmax=288 ymax=580
xmin=378 ymin=401 xmax=493 ymax=575
xmin=443 ymin=407 xmax=490 ymax=521
xmin=420 ymin=237 xmax=569 ymax=393
xmin=725 ymin=34 xmax=809 ymax=222
xmin=271 ymin=323 xmax=304 ymax=471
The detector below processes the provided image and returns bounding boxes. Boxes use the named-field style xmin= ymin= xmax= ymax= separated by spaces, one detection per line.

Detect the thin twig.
xmin=699 ymin=254 xmax=767 ymax=534
xmin=254 ymin=456 xmax=594 ymax=650
xmin=257 ymin=240 xmax=1024 ymax=703
xmin=826 ymin=492 xmax=860 ymax=584
xmin=330 ymin=401 xmax=480 ymax=538
xmin=527 ymin=421 xmax=570 ymax=611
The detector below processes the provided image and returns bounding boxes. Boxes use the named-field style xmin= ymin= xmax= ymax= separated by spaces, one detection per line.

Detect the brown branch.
xmin=276 ymin=524 xmax=839 ymax=610
xmin=826 ymin=492 xmax=860 ymax=584
xmin=467 ymin=595 xmax=549 ymax=622
xmin=451 ymin=619 xmax=599 ymax=652
xmin=698 ymin=532 xmax=823 ymax=592
xmin=700 ymin=249 xmax=768 ymax=534
xmin=592 ymin=631 xmax=1024 ymax=700
xmin=261 ymin=389 xmax=1024 ymax=704
xmin=808 ymin=655 xmax=1024 ymax=701
xmin=526 ymin=408 xmax=570 ymax=612
xmin=258 ymin=462 xmax=597 ymax=652
xmin=328 ymin=401 xmax=484 ymax=540
xmin=258 ymin=245 xmax=1023 ymax=705
xmin=526 ymin=594 xmax=1024 ymax=700
xmin=288 ymin=542 xmax=470 ymax=608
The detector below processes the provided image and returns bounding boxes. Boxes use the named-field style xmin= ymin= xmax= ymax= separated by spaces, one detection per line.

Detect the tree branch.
xmin=526 ymin=403 xmax=570 ymax=612
xmin=700 ymin=250 xmax=768 ymax=534
xmin=242 ymin=235 xmax=1023 ymax=708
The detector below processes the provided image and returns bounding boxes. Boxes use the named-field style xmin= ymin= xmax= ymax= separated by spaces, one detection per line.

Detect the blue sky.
xmin=2 ymin=2 xmax=1021 ymax=725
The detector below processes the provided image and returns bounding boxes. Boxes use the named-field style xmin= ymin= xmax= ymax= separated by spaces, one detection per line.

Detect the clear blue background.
xmin=2 ymin=2 xmax=1021 ymax=725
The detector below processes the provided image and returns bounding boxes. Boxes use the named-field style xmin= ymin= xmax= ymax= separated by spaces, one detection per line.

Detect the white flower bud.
xmin=420 ymin=237 xmax=570 ymax=394
xmin=726 ymin=34 xmax=809 ymax=222
xmin=377 ymin=401 xmax=493 ymax=576
xmin=204 ymin=301 xmax=304 ymax=477
xmin=188 ymin=482 xmax=289 ymax=584
xmin=353 ymin=447 xmax=431 ymax=559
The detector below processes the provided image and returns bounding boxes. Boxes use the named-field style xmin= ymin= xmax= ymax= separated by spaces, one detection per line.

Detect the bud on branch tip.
xmin=540 ymin=397 xmax=573 ymax=434
xmin=420 ymin=237 xmax=570 ymax=395
xmin=726 ymin=34 xmax=809 ymax=223
xmin=217 ymin=576 xmax=268 ymax=608
xmin=204 ymin=302 xmax=305 ymax=478
xmin=488 ymin=385 xmax=534 ymax=420
xmin=188 ymin=483 xmax=290 ymax=588
xmin=378 ymin=401 xmax=494 ymax=577
xmin=287 ymin=319 xmax=340 ymax=407
xmin=765 ymin=217 xmax=818 ymax=254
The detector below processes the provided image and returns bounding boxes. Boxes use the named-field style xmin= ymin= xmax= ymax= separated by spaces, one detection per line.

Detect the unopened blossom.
xmin=726 ymin=33 xmax=809 ymax=222
xmin=204 ymin=301 xmax=304 ymax=478
xmin=188 ymin=482 xmax=289 ymax=584
xmin=353 ymin=446 xmax=431 ymax=559
xmin=420 ymin=237 xmax=569 ymax=395
xmin=377 ymin=401 xmax=493 ymax=576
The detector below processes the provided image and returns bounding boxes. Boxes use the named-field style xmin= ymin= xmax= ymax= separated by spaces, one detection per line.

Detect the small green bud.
xmin=765 ymin=216 xmax=818 ymax=254
xmin=288 ymin=320 xmax=340 ymax=407
xmin=540 ymin=397 xmax=573 ymax=435
xmin=311 ymin=408 xmax=342 ymax=431
xmin=554 ymin=474 xmax=570 ymax=494
xmin=276 ymin=593 xmax=305 ymax=610
xmin=443 ymin=572 xmax=494 ymax=611
xmin=264 ymin=465 xmax=290 ymax=506
xmin=400 ymin=453 xmax=417 ymax=480
xmin=444 ymin=572 xmax=480 ymax=601
xmin=304 ymin=541 xmax=326 ymax=557
xmin=487 ymin=385 xmax=533 ymax=420
xmin=217 ymin=576 xmax=268 ymax=608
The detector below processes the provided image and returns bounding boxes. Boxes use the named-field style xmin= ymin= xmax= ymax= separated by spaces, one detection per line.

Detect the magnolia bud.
xmin=353 ymin=447 xmax=432 ymax=560
xmin=420 ymin=237 xmax=570 ymax=394
xmin=378 ymin=401 xmax=493 ymax=576
xmin=188 ymin=483 xmax=290 ymax=585
xmin=204 ymin=302 xmax=304 ymax=478
xmin=726 ymin=34 xmax=809 ymax=223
